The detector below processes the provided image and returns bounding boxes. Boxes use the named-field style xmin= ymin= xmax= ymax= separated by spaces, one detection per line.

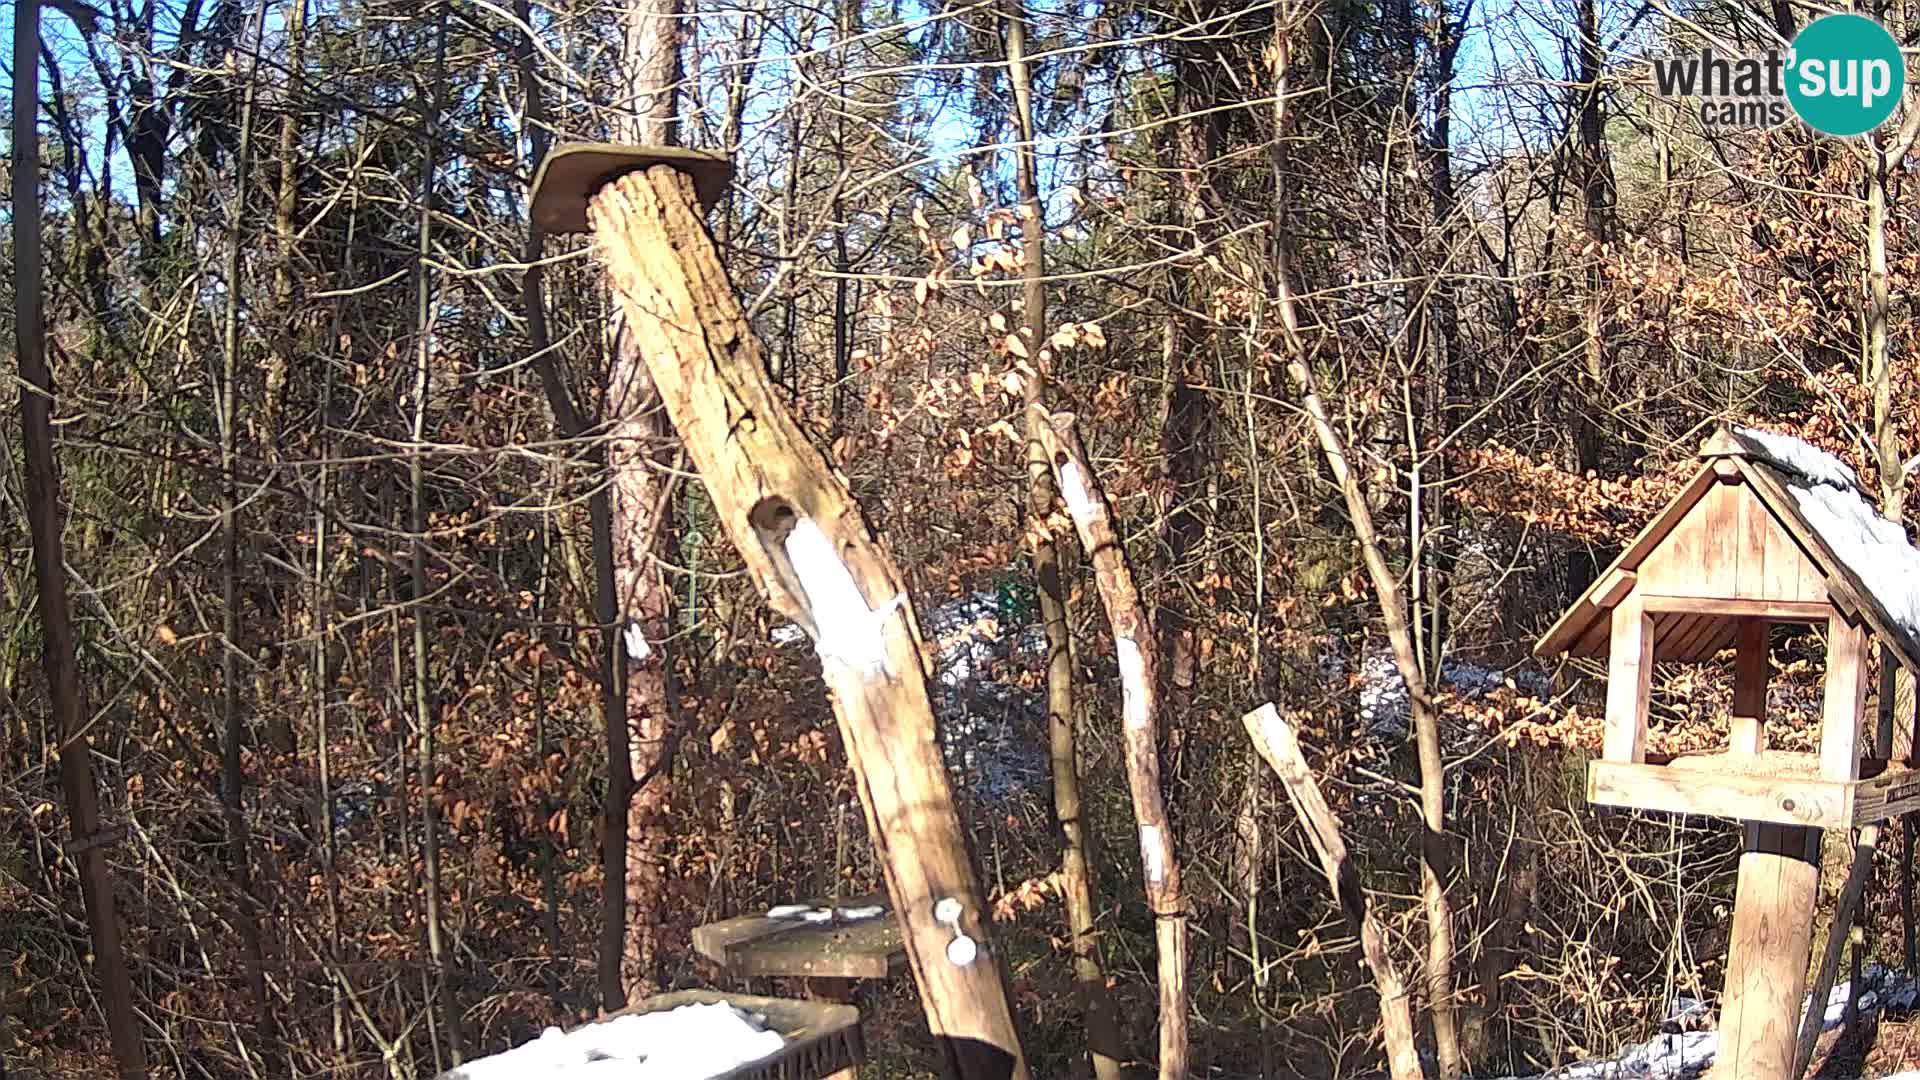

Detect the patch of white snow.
xmin=1734 ymin=426 xmax=1863 ymax=490
xmin=1735 ymin=426 xmax=1920 ymax=644
xmin=444 ymin=1001 xmax=785 ymax=1079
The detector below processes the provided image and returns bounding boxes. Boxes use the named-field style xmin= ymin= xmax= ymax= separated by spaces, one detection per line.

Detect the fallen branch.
xmin=1243 ymin=703 xmax=1425 ymax=1080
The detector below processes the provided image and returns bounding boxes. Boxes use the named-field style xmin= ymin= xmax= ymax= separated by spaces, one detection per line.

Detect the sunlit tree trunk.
xmin=1004 ymin=4 xmax=1123 ymax=1074
xmin=411 ymin=9 xmax=462 ymax=1064
xmin=609 ymin=0 xmax=685 ymax=1002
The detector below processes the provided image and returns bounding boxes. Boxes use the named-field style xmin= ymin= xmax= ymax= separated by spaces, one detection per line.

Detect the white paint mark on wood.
xmin=1141 ymin=824 xmax=1165 ymax=884
xmin=1060 ymin=461 xmax=1095 ymax=519
xmin=624 ymin=622 xmax=653 ymax=663
xmin=1117 ymin=636 xmax=1148 ymax=726
xmin=783 ymin=516 xmax=904 ymax=674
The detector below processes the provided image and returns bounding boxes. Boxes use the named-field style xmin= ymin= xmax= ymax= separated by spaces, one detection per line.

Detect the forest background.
xmin=5 ymin=0 xmax=1920 ymax=1073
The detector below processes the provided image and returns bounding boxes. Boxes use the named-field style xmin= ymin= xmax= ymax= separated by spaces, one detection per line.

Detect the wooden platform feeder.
xmin=1536 ymin=424 xmax=1920 ymax=1079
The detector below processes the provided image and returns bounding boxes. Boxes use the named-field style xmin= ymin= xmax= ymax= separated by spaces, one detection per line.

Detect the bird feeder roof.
xmin=1534 ymin=425 xmax=1920 ymax=676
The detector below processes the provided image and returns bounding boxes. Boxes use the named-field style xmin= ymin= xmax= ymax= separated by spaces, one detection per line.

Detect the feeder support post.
xmin=532 ymin=147 xmax=1029 ymax=1080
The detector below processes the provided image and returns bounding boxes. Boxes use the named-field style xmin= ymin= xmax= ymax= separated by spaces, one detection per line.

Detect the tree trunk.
xmin=609 ymin=0 xmax=685 ymax=1003
xmin=1030 ymin=407 xmax=1189 ymax=1080
xmin=584 ymin=163 xmax=1030 ymax=1078
xmin=219 ymin=0 xmax=274 ymax=1042
xmin=1270 ymin=13 xmax=1459 ymax=1073
xmin=15 ymin=6 xmax=149 ymax=1073
xmin=411 ymin=11 xmax=462 ymax=1063
xmin=1003 ymin=3 xmax=1123 ymax=1074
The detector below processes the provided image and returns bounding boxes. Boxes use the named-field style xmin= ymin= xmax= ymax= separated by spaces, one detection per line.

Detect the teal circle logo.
xmin=1786 ymin=14 xmax=1904 ymax=136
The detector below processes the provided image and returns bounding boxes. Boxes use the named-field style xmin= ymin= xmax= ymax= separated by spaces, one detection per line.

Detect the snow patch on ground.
xmin=1341 ymin=649 xmax=1550 ymax=742
xmin=922 ymin=593 xmax=1047 ymax=805
xmin=444 ymin=1001 xmax=785 ymax=1079
xmin=1481 ymin=965 xmax=1918 ymax=1080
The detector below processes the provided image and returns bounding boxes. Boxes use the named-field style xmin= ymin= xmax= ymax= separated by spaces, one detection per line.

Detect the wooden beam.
xmin=583 ymin=164 xmax=1027 ymax=1078
xmin=1720 ymin=823 xmax=1821 ymax=1080
xmin=1824 ymin=618 xmax=1869 ymax=783
xmin=1242 ymin=705 xmax=1423 ymax=1080
xmin=1604 ymin=594 xmax=1653 ymax=763
xmin=1591 ymin=568 xmax=1636 ymax=608
xmin=1587 ymin=761 xmax=1850 ymax=829
xmin=1843 ymin=765 xmax=1920 ymax=825
xmin=1732 ymin=621 xmax=1770 ymax=756
xmin=1640 ymin=596 xmax=1832 ymax=622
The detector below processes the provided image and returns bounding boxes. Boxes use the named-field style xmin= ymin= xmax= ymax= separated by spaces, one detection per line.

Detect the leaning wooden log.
xmin=1793 ymin=823 xmax=1879 ymax=1079
xmin=532 ymin=146 xmax=1029 ymax=1080
xmin=1028 ymin=404 xmax=1189 ymax=1080
xmin=1243 ymin=704 xmax=1425 ymax=1080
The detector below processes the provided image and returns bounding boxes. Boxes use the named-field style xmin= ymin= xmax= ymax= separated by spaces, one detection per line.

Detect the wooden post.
xmin=1718 ymin=823 xmax=1821 ymax=1080
xmin=579 ymin=163 xmax=1028 ymax=1079
xmin=1731 ymin=620 xmax=1769 ymax=756
xmin=1823 ymin=618 xmax=1869 ymax=781
xmin=1604 ymin=593 xmax=1653 ymax=763
xmin=1243 ymin=705 xmax=1424 ymax=1080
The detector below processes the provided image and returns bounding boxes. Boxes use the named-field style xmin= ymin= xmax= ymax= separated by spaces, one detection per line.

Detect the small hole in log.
xmin=1782 ymin=798 xmax=1797 ymax=812
xmin=1053 ymin=450 xmax=1069 ymax=467
xmin=749 ymin=496 xmax=797 ymax=536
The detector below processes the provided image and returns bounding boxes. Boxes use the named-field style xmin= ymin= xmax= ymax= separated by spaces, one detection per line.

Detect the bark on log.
xmin=585 ymin=164 xmax=1028 ymax=1079
xmin=1244 ymin=704 xmax=1425 ymax=1080
xmin=1029 ymin=405 xmax=1189 ymax=1080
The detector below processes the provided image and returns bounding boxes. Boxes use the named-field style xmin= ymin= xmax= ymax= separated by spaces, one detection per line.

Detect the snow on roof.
xmin=1733 ymin=426 xmax=1862 ymax=489
xmin=1733 ymin=426 xmax=1920 ymax=643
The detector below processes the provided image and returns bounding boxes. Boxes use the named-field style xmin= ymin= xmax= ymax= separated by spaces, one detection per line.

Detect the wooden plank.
xmin=1721 ymin=823 xmax=1821 ymax=1080
xmin=1651 ymin=611 xmax=1695 ymax=658
xmin=721 ymin=918 xmax=906 ymax=980
xmin=1700 ymin=482 xmax=1743 ymax=598
xmin=1535 ymin=463 xmax=1720 ymax=658
xmin=1639 ymin=596 xmax=1831 ymax=622
xmin=1732 ymin=620 xmax=1770 ymax=755
xmin=692 ymin=897 xmax=903 ymax=980
xmin=1591 ymin=569 xmax=1637 ymax=608
xmin=1572 ymin=614 xmax=1612 ymax=659
xmin=1738 ymin=485 xmax=1771 ymax=600
xmin=1242 ymin=705 xmax=1424 ymax=1080
xmin=1604 ymin=594 xmax=1654 ymax=763
xmin=1846 ymin=764 xmax=1920 ymax=825
xmin=1687 ymin=621 xmax=1740 ymax=663
xmin=1824 ymin=617 xmax=1869 ymax=782
xmin=1670 ymin=613 xmax=1728 ymax=662
xmin=583 ymin=164 xmax=1027 ymax=1076
xmin=1794 ymin=824 xmax=1881 ymax=1079
xmin=1587 ymin=761 xmax=1850 ymax=829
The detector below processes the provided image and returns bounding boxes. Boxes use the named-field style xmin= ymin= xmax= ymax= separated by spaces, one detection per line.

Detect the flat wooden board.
xmin=692 ymin=899 xmax=906 ymax=980
xmin=1588 ymin=758 xmax=1920 ymax=829
xmin=529 ymin=143 xmax=733 ymax=234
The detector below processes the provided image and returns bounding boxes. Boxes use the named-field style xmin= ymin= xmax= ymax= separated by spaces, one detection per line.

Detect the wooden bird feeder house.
xmin=1536 ymin=423 xmax=1920 ymax=1079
